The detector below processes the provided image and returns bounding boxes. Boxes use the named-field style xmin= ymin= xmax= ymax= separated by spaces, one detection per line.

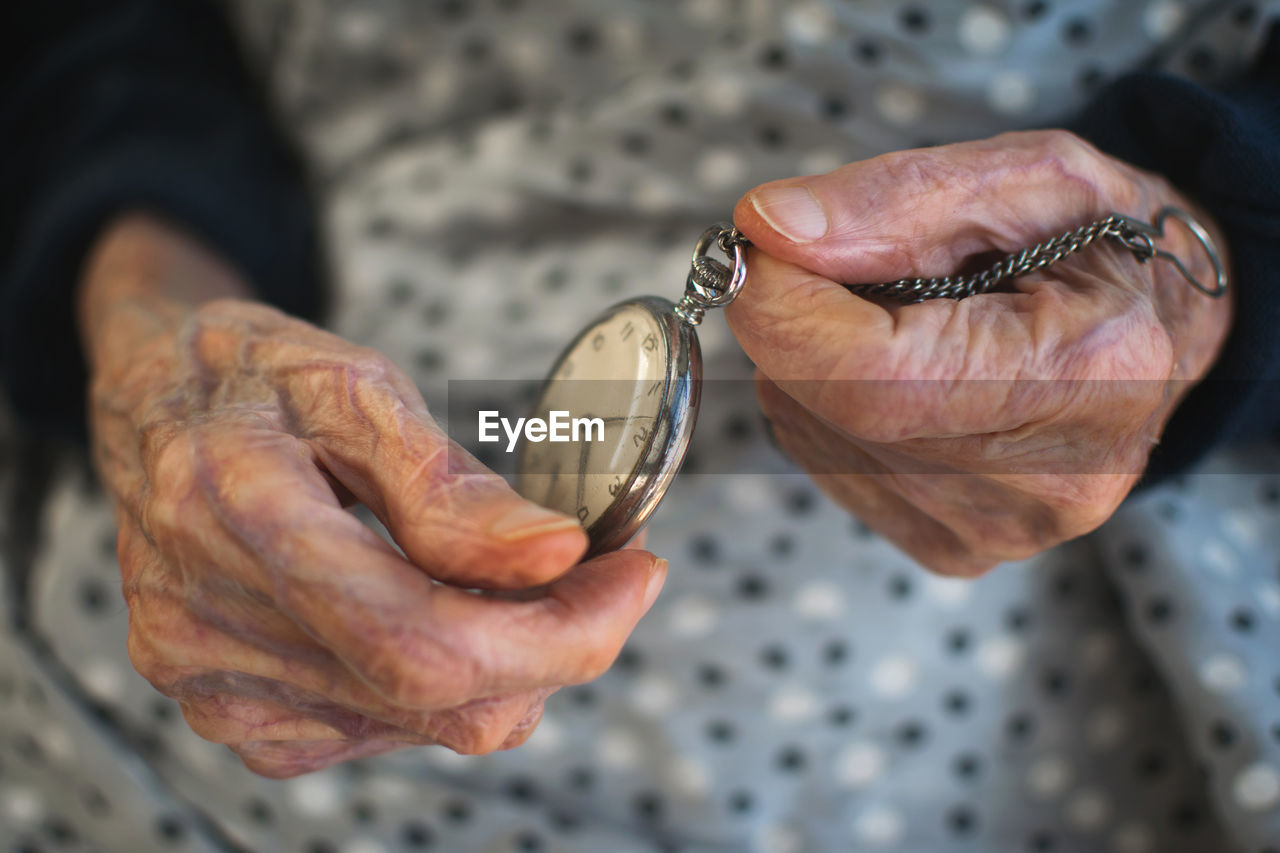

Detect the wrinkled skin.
xmin=727 ymin=130 xmax=1233 ymax=577
xmin=80 ymin=216 xmax=666 ymax=778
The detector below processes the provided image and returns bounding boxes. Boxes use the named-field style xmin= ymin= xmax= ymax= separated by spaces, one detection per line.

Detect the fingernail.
xmin=488 ymin=504 xmax=582 ymax=541
xmin=643 ymin=559 xmax=668 ymax=610
xmin=751 ymin=185 xmax=828 ymax=243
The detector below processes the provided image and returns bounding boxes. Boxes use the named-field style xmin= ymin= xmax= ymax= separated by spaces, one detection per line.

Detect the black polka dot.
xmin=1231 ymin=608 xmax=1256 ymax=633
xmin=1188 ymin=46 xmax=1217 ymax=76
xmin=1051 ymin=573 xmax=1076 ymax=600
xmin=1023 ymin=1 xmax=1050 ymax=20
xmin=245 ymin=798 xmax=274 ymax=825
xmin=504 ymin=776 xmax=539 ymax=803
xmin=738 ymin=574 xmax=769 ymax=600
xmin=945 ymin=628 xmax=972 ymax=655
xmin=569 ymin=685 xmax=597 ymax=706
xmin=1061 ymin=17 xmax=1092 ymax=45
xmin=823 ymin=639 xmax=850 ymax=666
xmin=722 ymin=413 xmax=752 ymax=441
xmin=821 ymin=95 xmax=850 ymax=120
xmin=1146 ymin=596 xmax=1174 ymax=625
xmin=567 ymin=766 xmax=595 ymax=791
xmin=1135 ymin=749 xmax=1167 ymax=780
xmin=1259 ymin=480 xmax=1279 ymax=505
xmin=1005 ymin=606 xmax=1031 ymax=631
xmin=615 ymin=647 xmax=643 ymax=672
xmin=416 ymin=349 xmax=445 ymax=373
xmin=757 ymin=124 xmax=785 ymax=150
xmin=1121 ymin=542 xmax=1148 ymax=570
xmin=1041 ymin=668 xmax=1070 ymax=697
xmin=634 ymin=791 xmax=664 ymax=822
xmin=1234 ymin=4 xmax=1259 ymax=26
xmin=155 ymin=816 xmax=185 ymax=843
xmin=437 ymin=0 xmax=469 ymax=23
xmin=621 ymin=132 xmax=651 ymax=157
xmin=854 ymin=39 xmax=882 ymax=64
xmin=42 ymin=816 xmax=76 ymax=845
xmin=727 ymin=790 xmax=755 ymax=813
xmin=442 ymin=798 xmax=472 ymax=824
xmin=947 ymin=806 xmax=977 ymax=835
xmin=897 ymin=720 xmax=928 ymax=747
xmin=887 ymin=574 xmax=913 ymax=600
xmin=776 ymin=745 xmax=807 ymax=772
xmin=351 ymin=801 xmax=376 ymax=824
xmin=660 ymin=102 xmax=688 ymax=127
xmin=1076 ymin=66 xmax=1105 ymax=93
xmin=1169 ymin=800 xmax=1201 ymax=831
xmin=13 ymin=734 xmax=43 ymax=764
xmin=943 ymin=689 xmax=971 ymax=716
xmin=828 ymin=705 xmax=857 ymax=726
xmin=550 ymin=811 xmax=580 ymax=832
xmin=515 ymin=830 xmax=544 ymax=851
xmin=80 ymin=786 xmax=110 ymax=817
xmin=1209 ymin=720 xmax=1237 ymax=749
xmin=900 ymin=7 xmax=930 ymax=33
xmin=759 ymin=644 xmax=789 ymax=670
xmin=697 ymin=663 xmax=727 ymax=688
xmin=1027 ymin=830 xmax=1055 ymax=851
xmin=786 ymin=488 xmax=816 ymax=516
xmin=770 ymin=534 xmax=794 ymax=557
xmin=706 ymin=719 xmax=737 ymax=743
xmin=1006 ymin=712 xmax=1035 ymax=742
xmin=953 ymin=753 xmax=982 ymax=780
xmin=567 ymin=158 xmax=593 ymax=183
xmin=691 ymin=535 xmax=720 ymax=565
xmin=401 ymin=821 xmax=435 ymax=848
xmin=758 ymin=44 xmax=788 ymax=70
xmin=565 ymin=23 xmax=600 ymax=54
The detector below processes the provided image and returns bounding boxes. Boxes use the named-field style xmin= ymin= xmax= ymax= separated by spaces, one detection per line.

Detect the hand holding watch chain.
xmin=515 ymin=206 xmax=1228 ymax=558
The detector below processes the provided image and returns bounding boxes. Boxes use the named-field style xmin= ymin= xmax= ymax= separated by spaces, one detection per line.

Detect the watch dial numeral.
xmin=646 ymin=380 xmax=662 ymax=398
xmin=560 ymin=360 xmax=574 ymax=378
xmin=642 ymin=333 xmax=658 ymax=352
xmin=620 ymin=321 xmax=635 ymax=341
xmin=577 ymin=505 xmax=589 ymax=522
xmin=607 ymin=476 xmax=624 ymax=496
xmin=632 ymin=424 xmax=650 ymax=448
xmin=592 ymin=332 xmax=606 ymax=351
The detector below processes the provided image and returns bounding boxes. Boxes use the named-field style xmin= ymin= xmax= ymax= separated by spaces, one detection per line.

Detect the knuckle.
xmin=359 ymin=635 xmax=472 ymax=710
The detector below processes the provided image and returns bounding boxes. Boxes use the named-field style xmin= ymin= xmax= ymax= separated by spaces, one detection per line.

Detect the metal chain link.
xmin=844 ymin=214 xmax=1147 ymax=302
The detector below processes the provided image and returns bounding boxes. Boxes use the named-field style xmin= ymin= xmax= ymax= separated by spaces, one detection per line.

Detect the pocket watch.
xmin=515 ymin=223 xmax=747 ymax=558
xmin=514 ymin=206 xmax=1224 ymax=558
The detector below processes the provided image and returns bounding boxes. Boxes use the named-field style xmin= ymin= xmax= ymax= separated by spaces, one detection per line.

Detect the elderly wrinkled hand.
xmin=80 ymin=215 xmax=666 ymax=778
xmin=727 ymin=130 xmax=1232 ymax=577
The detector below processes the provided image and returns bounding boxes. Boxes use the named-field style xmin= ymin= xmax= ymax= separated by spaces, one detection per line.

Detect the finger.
xmin=232 ymin=738 xmax=408 ymax=779
xmin=732 ymin=130 xmax=1139 ymax=285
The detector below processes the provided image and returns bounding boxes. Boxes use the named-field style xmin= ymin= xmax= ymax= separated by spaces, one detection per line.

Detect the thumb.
xmin=731 ymin=130 xmax=1134 ymax=287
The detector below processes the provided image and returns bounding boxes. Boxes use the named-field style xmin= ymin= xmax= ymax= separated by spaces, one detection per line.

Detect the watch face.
xmin=516 ymin=297 xmax=699 ymax=556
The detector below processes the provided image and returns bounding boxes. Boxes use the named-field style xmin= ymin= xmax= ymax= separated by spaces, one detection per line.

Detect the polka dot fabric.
xmin=3 ymin=1 xmax=1279 ymax=851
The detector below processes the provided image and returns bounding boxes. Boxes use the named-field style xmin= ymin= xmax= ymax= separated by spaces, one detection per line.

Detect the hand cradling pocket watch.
xmin=515 ymin=207 xmax=1227 ymax=558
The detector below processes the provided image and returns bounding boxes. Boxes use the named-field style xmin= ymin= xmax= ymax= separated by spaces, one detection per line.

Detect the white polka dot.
xmin=1026 ymin=755 xmax=1072 ymax=799
xmin=425 ymin=743 xmax=470 ymax=768
xmin=1199 ymin=652 xmax=1248 ymax=692
xmin=1143 ymin=1 xmax=1186 ymax=41
xmin=785 ymin=3 xmax=836 ymax=46
xmin=800 ymin=150 xmax=845 ymax=176
xmin=632 ymin=674 xmax=679 ymax=715
xmin=343 ymin=839 xmax=387 ymax=853
xmin=869 ymin=655 xmax=918 ymax=699
xmin=959 ymin=6 xmax=1011 ymax=56
xmin=1087 ymin=707 xmax=1126 ymax=749
xmin=2 ymin=787 xmax=43 ymax=826
xmin=418 ymin=61 xmax=460 ymax=109
xmin=1258 ymin=582 xmax=1280 ymax=616
xmin=177 ymin=730 xmax=222 ymax=775
xmin=875 ymin=84 xmax=926 ymax=126
xmin=1234 ymin=763 xmax=1280 ymax=811
xmin=702 ymin=73 xmax=749 ymax=119
xmin=1199 ymin=538 xmax=1238 ymax=578
xmin=1224 ymin=509 xmax=1261 ymax=546
xmin=668 ymin=756 xmax=712 ymax=797
xmin=39 ymin=726 xmax=76 ymax=764
xmin=668 ymin=594 xmax=719 ymax=638
xmin=793 ymin=580 xmax=847 ymax=620
xmin=288 ymin=772 xmax=341 ymax=817
xmin=1081 ymin=631 xmax=1117 ymax=673
xmin=634 ymin=179 xmax=681 ymax=213
xmin=335 ymin=9 xmax=383 ymax=48
xmin=1110 ymin=821 xmax=1155 ymax=853
xmin=368 ymin=776 xmax=415 ymax=804
xmin=607 ymin=18 xmax=643 ymax=56
xmin=80 ymin=658 xmax=124 ymax=701
xmin=853 ymin=805 xmax=906 ymax=846
xmin=987 ymin=71 xmax=1035 ymax=114
xmin=724 ymin=475 xmax=775 ymax=513
xmin=835 ymin=741 xmax=886 ymax=789
xmin=924 ymin=575 xmax=972 ymax=607
xmin=696 ymin=148 xmax=747 ymax=190
xmin=523 ymin=714 xmax=564 ymax=753
xmin=976 ymin=635 xmax=1025 ymax=680
xmin=762 ymin=823 xmax=804 ymax=853
xmin=685 ymin=0 xmax=728 ymax=24
xmin=598 ymin=728 xmax=640 ymax=769
xmin=506 ymin=35 xmax=549 ymax=75
xmin=1067 ymin=789 xmax=1111 ymax=831
xmin=768 ymin=685 xmax=819 ymax=722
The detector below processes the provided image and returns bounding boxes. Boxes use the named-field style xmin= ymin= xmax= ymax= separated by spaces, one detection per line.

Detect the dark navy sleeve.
xmin=1072 ymin=22 xmax=1280 ymax=483
xmin=0 ymin=0 xmax=325 ymax=441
